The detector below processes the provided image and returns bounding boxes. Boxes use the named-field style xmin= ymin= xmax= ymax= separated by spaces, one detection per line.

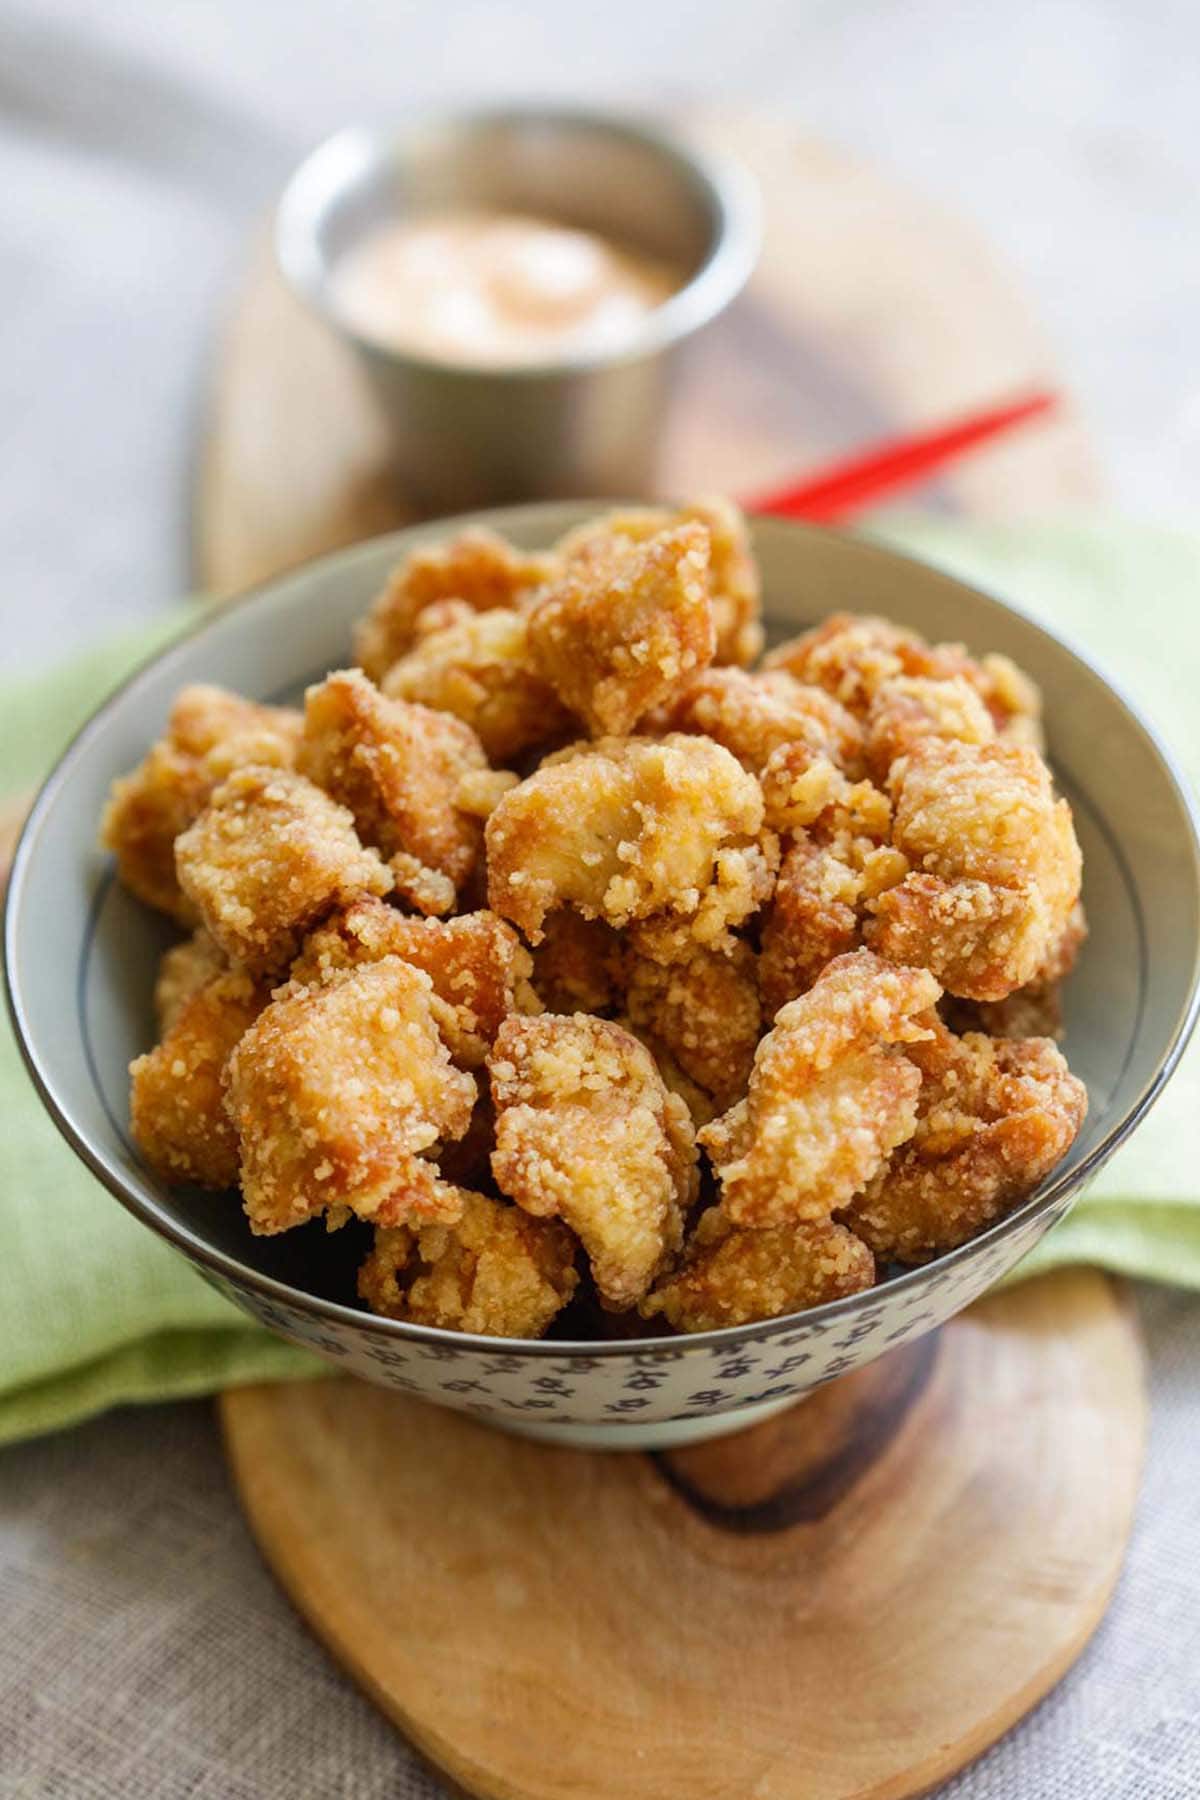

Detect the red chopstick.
xmin=744 ymin=389 xmax=1059 ymax=523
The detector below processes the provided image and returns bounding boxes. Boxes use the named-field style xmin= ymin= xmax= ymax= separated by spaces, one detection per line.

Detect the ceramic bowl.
xmin=7 ymin=507 xmax=1200 ymax=1449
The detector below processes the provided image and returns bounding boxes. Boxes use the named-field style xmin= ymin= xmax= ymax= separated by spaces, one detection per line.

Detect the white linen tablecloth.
xmin=2 ymin=3 xmax=1198 ymax=1794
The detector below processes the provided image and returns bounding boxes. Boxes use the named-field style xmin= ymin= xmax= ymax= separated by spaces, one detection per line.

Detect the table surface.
xmin=2 ymin=2 xmax=1199 ymax=1794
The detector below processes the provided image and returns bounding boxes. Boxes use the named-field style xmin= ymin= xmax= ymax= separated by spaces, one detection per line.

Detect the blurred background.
xmin=4 ymin=0 xmax=1199 ymax=662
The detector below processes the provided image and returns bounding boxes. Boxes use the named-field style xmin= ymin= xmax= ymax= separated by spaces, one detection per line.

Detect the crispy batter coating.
xmin=641 ymin=1209 xmax=874 ymax=1333
xmin=864 ymin=674 xmax=995 ymax=784
xmin=381 ymin=608 xmax=571 ymax=763
xmin=130 ymin=967 xmax=267 ymax=1188
xmin=560 ymin=497 xmax=762 ymax=666
xmin=289 ymin=897 xmax=537 ymax=1067
xmin=101 ymin=685 xmax=302 ymax=922
xmin=298 ymin=670 xmax=485 ymax=913
xmin=174 ymin=765 xmax=391 ymax=976
xmin=946 ymin=900 xmax=1087 ymax=1041
xmin=226 ymin=956 xmax=476 ymax=1235
xmin=699 ymin=949 xmax=939 ymax=1229
xmin=530 ymin=912 xmax=627 ymax=1015
xmin=489 ymin=1014 xmax=697 ymax=1308
xmin=527 ymin=521 xmax=716 ymax=736
xmin=153 ymin=928 xmax=226 ymax=1033
xmin=486 ymin=733 xmax=777 ymax=957
xmin=765 ymin=612 xmax=1043 ymax=746
xmin=620 ymin=1020 xmax=720 ymax=1128
xmin=354 ymin=528 xmax=556 ymax=681
xmin=664 ymin=667 xmax=864 ymax=776
xmin=624 ymin=942 xmax=761 ymax=1111
xmin=357 ymin=1191 xmax=579 ymax=1337
xmin=866 ymin=737 xmax=1082 ymax=1001
xmin=758 ymin=754 xmax=909 ymax=1016
xmin=840 ymin=1020 xmax=1087 ymax=1262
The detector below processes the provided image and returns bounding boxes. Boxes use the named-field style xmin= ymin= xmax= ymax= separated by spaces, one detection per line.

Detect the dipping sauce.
xmin=330 ymin=211 xmax=680 ymax=367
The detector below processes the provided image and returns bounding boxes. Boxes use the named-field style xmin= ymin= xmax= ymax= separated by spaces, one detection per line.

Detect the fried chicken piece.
xmin=289 ymin=897 xmax=537 ymax=1067
xmin=174 ymin=765 xmax=391 ymax=977
xmin=757 ymin=754 xmax=909 ymax=1015
xmin=298 ymin=670 xmax=486 ymax=914
xmin=381 ymin=608 xmax=572 ymax=763
xmin=486 ymin=734 xmax=778 ymax=958
xmin=699 ymin=950 xmax=939 ymax=1230
xmin=641 ymin=1209 xmax=874 ymax=1333
xmin=663 ymin=666 xmax=864 ymax=776
xmin=528 ymin=521 xmax=716 ymax=736
xmin=620 ymin=1020 xmax=720 ymax=1129
xmin=559 ymin=496 xmax=762 ymax=666
xmin=354 ymin=527 xmax=556 ymax=681
xmin=101 ymin=685 xmax=302 ymax=922
xmin=153 ymin=928 xmax=226 ymax=1032
xmin=840 ymin=1020 xmax=1087 ymax=1262
xmin=130 ymin=967 xmax=267 ymax=1188
xmin=489 ymin=1014 xmax=697 ymax=1309
xmin=530 ymin=912 xmax=627 ymax=1015
xmin=226 ymin=956 xmax=476 ymax=1235
xmin=624 ymin=942 xmax=761 ymax=1111
xmin=764 ymin=612 xmax=1043 ymax=745
xmin=946 ymin=900 xmax=1087 ymax=1041
xmin=863 ymin=674 xmax=995 ymax=784
xmin=358 ymin=1190 xmax=579 ymax=1337
xmin=866 ymin=737 xmax=1082 ymax=1001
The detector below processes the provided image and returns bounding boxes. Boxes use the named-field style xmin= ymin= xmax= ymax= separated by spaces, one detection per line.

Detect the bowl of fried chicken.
xmin=7 ymin=501 xmax=1198 ymax=1447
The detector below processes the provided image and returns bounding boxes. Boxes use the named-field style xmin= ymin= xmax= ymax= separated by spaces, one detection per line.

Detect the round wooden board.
xmin=197 ymin=112 xmax=1133 ymax=1798
xmin=194 ymin=112 xmax=1101 ymax=597
xmin=221 ymin=1269 xmax=1144 ymax=1800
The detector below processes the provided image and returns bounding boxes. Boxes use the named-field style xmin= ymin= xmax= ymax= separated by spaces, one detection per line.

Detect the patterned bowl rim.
xmin=7 ymin=510 xmax=1200 ymax=1360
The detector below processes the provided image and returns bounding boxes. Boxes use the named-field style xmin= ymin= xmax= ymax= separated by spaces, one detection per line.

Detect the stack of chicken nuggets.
xmin=107 ymin=500 xmax=1087 ymax=1339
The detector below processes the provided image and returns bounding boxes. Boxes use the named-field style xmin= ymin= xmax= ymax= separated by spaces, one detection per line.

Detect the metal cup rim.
xmin=274 ymin=103 xmax=762 ymax=380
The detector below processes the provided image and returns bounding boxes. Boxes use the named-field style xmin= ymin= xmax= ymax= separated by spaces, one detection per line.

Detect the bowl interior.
xmin=8 ymin=508 xmax=1200 ymax=1340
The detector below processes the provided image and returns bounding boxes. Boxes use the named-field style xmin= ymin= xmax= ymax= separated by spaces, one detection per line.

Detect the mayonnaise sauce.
xmin=331 ymin=211 xmax=679 ymax=366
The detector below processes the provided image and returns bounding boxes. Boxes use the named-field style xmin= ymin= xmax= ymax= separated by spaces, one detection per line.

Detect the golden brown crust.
xmin=288 ymin=897 xmax=537 ymax=1067
xmin=226 ymin=956 xmax=476 ymax=1235
xmin=623 ymin=942 xmax=761 ymax=1111
xmin=130 ymin=967 xmax=267 ymax=1188
xmin=863 ymin=674 xmax=995 ymax=784
xmin=840 ymin=1020 xmax=1087 ymax=1262
xmin=699 ymin=949 xmax=940 ymax=1230
xmin=945 ymin=901 xmax=1087 ymax=1041
xmin=865 ymin=737 xmax=1082 ymax=1001
xmin=527 ymin=521 xmax=716 ymax=735
xmin=298 ymin=670 xmax=486 ymax=910
xmin=354 ymin=528 xmax=556 ymax=681
xmin=757 ymin=754 xmax=909 ymax=1016
xmin=665 ymin=666 xmax=864 ymax=776
xmin=488 ymin=1014 xmax=697 ymax=1308
xmin=486 ymin=733 xmax=777 ymax=956
xmin=174 ymin=764 xmax=391 ymax=976
xmin=764 ymin=611 xmax=1044 ymax=747
xmin=381 ymin=607 xmax=571 ymax=763
xmin=357 ymin=1192 xmax=579 ymax=1337
xmin=101 ymin=685 xmax=302 ymax=922
xmin=530 ymin=912 xmax=627 ymax=1015
xmin=559 ymin=497 xmax=762 ymax=667
xmin=641 ymin=1210 xmax=874 ymax=1332
xmin=153 ymin=929 xmax=227 ymax=1033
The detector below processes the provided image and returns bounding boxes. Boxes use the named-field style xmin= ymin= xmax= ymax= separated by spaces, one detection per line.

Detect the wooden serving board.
xmin=200 ymin=114 xmax=1134 ymax=1800
xmin=223 ymin=1270 xmax=1143 ymax=1800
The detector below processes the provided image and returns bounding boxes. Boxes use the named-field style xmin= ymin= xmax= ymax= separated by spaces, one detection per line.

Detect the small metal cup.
xmin=275 ymin=107 xmax=760 ymax=513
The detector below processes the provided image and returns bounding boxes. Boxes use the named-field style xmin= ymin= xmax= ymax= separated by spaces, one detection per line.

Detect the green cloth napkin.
xmin=2 ymin=518 xmax=1198 ymax=1449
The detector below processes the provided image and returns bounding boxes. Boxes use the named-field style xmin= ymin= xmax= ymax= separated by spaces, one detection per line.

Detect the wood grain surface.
xmin=198 ymin=113 xmax=1135 ymax=1800
xmin=195 ymin=112 xmax=1100 ymax=597
xmin=222 ymin=1269 xmax=1145 ymax=1800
